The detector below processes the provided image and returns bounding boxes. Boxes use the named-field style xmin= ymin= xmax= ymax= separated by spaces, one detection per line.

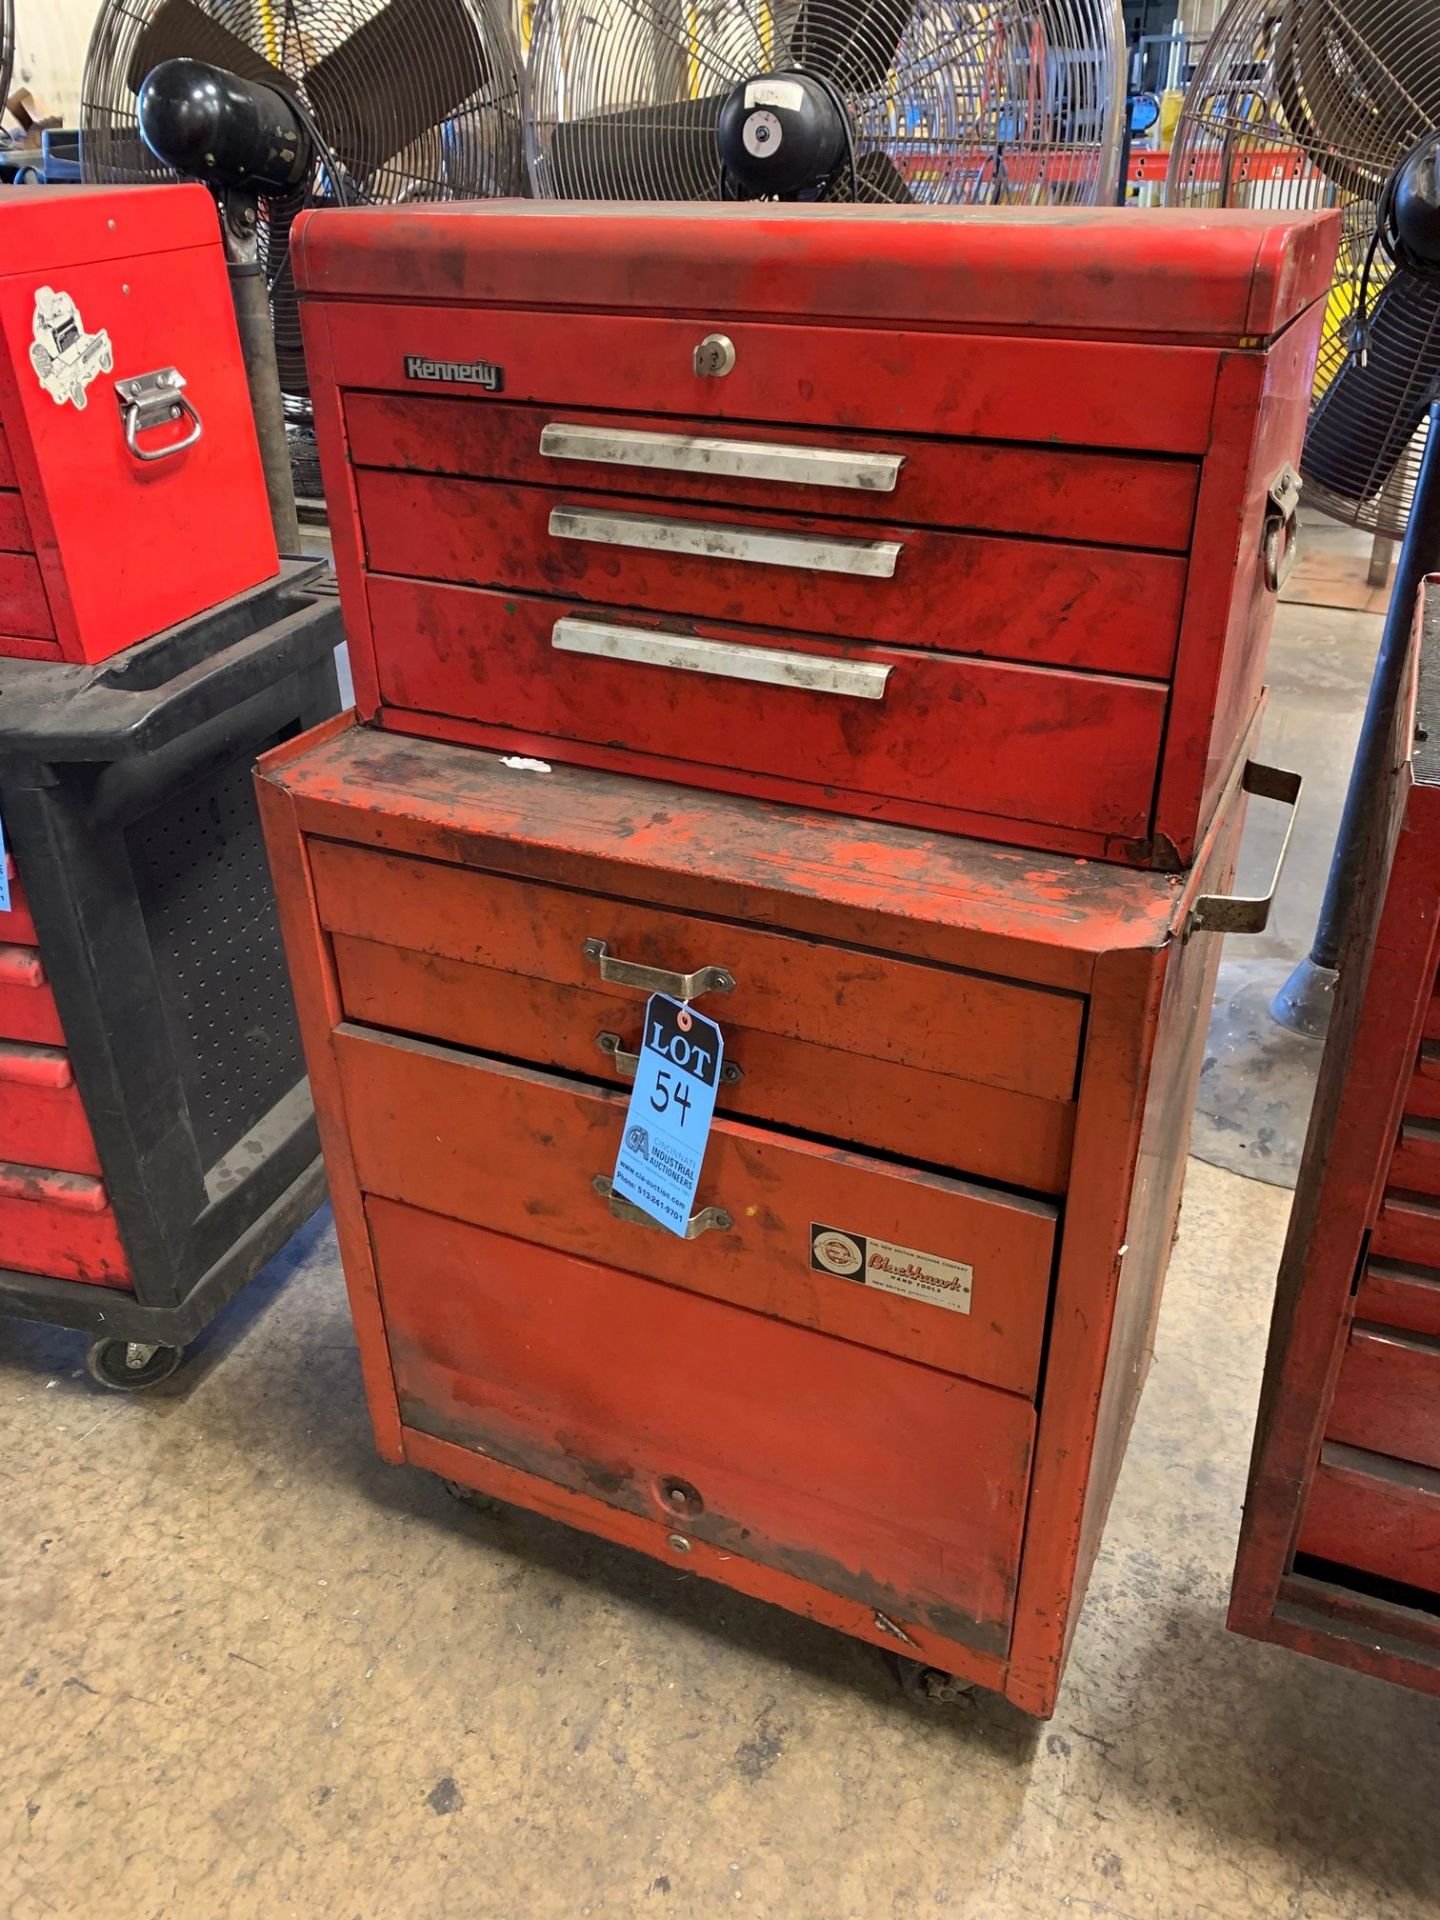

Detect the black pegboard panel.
xmin=126 ymin=735 xmax=304 ymax=1169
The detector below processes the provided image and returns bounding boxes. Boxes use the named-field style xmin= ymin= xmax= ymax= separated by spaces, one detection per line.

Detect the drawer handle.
xmin=1263 ymin=464 xmax=1302 ymax=592
xmin=583 ymin=938 xmax=734 ymax=1002
xmin=553 ymin=617 xmax=891 ymax=701
xmin=1186 ymin=761 xmax=1302 ymax=936
xmin=539 ymin=423 xmax=903 ymax=493
xmin=592 ymin=1173 xmax=733 ymax=1239
xmin=597 ymin=1030 xmax=745 ymax=1085
xmin=548 ymin=506 xmax=902 ymax=579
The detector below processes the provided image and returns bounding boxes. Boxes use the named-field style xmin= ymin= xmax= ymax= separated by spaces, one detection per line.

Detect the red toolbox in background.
xmin=1230 ymin=582 xmax=1440 ymax=1695
xmin=293 ymin=201 xmax=1337 ymax=867
xmin=0 ymin=184 xmax=279 ymax=664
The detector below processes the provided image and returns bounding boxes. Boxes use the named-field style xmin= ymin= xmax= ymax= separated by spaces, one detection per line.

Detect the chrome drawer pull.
xmin=592 ymin=1173 xmax=733 ymax=1239
xmin=583 ymin=938 xmax=734 ymax=1002
xmin=539 ymin=423 xmax=902 ymax=493
xmin=553 ymin=617 xmax=890 ymax=700
xmin=548 ymin=505 xmax=902 ymax=578
xmin=597 ymin=1030 xmax=744 ymax=1085
xmin=1186 ymin=761 xmax=1302 ymax=937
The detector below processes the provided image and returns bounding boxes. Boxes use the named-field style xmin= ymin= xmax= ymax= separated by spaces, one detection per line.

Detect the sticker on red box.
xmin=809 ymin=1223 xmax=973 ymax=1315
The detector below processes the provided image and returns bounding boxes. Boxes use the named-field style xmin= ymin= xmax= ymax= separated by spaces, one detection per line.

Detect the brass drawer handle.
xmin=539 ymin=423 xmax=902 ymax=493
xmin=1187 ymin=761 xmax=1302 ymax=936
xmin=592 ymin=1173 xmax=733 ymax=1239
xmin=548 ymin=505 xmax=902 ymax=578
xmin=553 ymin=617 xmax=891 ymax=700
xmin=597 ymin=1030 xmax=744 ymax=1085
xmin=582 ymin=937 xmax=734 ymax=1002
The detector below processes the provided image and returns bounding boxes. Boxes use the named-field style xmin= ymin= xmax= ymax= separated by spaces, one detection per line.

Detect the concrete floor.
xmin=5 ymin=519 xmax=1438 ymax=1919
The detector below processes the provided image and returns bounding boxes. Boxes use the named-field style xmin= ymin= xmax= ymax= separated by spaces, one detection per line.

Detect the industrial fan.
xmin=80 ymin=0 xmax=526 ymax=404
xmin=1165 ymin=0 xmax=1440 ymax=540
xmin=525 ymin=0 xmax=1127 ymax=206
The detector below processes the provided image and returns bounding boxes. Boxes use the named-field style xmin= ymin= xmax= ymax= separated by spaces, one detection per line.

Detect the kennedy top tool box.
xmin=1230 ymin=582 xmax=1440 ymax=1697
xmin=258 ymin=704 xmax=1296 ymax=1714
xmin=0 ymin=561 xmax=339 ymax=1388
xmin=293 ymin=201 xmax=1337 ymax=868
xmin=0 ymin=184 xmax=279 ymax=665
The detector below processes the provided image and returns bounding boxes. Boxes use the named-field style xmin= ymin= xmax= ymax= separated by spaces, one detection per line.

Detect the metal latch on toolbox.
xmin=1262 ymin=465 xmax=1302 ymax=592
xmin=115 ymin=366 xmax=203 ymax=462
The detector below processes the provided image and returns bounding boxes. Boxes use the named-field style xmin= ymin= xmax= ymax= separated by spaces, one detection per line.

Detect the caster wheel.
xmin=887 ymin=1652 xmax=977 ymax=1707
xmin=442 ymin=1478 xmax=503 ymax=1516
xmin=84 ymin=1338 xmax=184 ymax=1392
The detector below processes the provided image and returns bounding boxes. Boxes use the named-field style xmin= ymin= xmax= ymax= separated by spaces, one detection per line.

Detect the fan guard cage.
xmin=1164 ymin=0 xmax=1440 ymax=538
xmin=526 ymin=0 xmax=1126 ymax=208
xmin=80 ymin=0 xmax=526 ymax=399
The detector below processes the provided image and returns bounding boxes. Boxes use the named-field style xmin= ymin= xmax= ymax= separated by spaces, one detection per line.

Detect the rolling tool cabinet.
xmin=1230 ymin=584 xmax=1440 ymax=1696
xmin=258 ymin=709 xmax=1293 ymax=1715
xmin=0 ymin=561 xmax=340 ymax=1388
xmin=0 ymin=185 xmax=279 ymax=665
xmin=293 ymin=200 xmax=1337 ymax=867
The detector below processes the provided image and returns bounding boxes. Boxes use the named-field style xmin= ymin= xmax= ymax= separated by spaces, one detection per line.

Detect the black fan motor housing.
xmin=717 ymin=72 xmax=848 ymax=197
xmin=1395 ymin=137 xmax=1440 ymax=271
xmin=138 ymin=58 xmax=311 ymax=197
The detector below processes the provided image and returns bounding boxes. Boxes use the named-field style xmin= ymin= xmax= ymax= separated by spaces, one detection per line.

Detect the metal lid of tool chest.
xmin=0 ymin=183 xmax=222 ymax=272
xmin=292 ymin=202 xmax=1341 ymax=345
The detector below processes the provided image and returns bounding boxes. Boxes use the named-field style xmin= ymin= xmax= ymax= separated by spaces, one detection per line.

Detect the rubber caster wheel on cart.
xmin=84 ymin=1338 xmax=185 ymax=1391
xmin=886 ymin=1653 xmax=978 ymax=1707
xmin=442 ymin=1479 xmax=505 ymax=1517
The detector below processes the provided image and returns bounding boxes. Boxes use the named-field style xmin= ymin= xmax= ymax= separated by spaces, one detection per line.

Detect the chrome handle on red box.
xmin=582 ymin=938 xmax=734 ymax=1002
xmin=548 ymin=505 xmax=902 ymax=578
xmin=539 ymin=422 xmax=903 ymax=493
xmin=115 ymin=368 xmax=203 ymax=463
xmin=1186 ymin=761 xmax=1302 ymax=937
xmin=592 ymin=1173 xmax=733 ymax=1239
xmin=597 ymin=1030 xmax=744 ymax=1085
xmin=553 ymin=616 xmax=891 ymax=700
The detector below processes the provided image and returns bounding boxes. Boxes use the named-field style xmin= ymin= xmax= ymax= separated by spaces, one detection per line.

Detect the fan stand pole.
xmin=218 ymin=188 xmax=302 ymax=556
xmin=1271 ymin=403 xmax=1440 ymax=1036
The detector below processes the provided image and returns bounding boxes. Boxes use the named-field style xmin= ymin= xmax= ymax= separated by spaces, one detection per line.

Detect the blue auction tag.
xmin=0 ymin=806 xmax=9 ymax=914
xmin=610 ymin=994 xmax=724 ymax=1237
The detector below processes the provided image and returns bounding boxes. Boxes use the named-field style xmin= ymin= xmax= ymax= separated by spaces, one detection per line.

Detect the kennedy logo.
xmin=404 ymin=353 xmax=504 ymax=391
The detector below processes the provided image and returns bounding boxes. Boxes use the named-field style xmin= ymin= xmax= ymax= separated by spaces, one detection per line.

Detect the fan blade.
xmin=546 ymin=96 xmax=725 ymax=199
xmin=790 ymin=0 xmax=917 ymax=97
xmin=124 ymin=0 xmax=288 ymax=97
xmin=303 ymin=0 xmax=496 ymax=182
xmin=1303 ymin=271 xmax=1440 ymax=514
xmin=854 ymin=148 xmax=913 ymax=201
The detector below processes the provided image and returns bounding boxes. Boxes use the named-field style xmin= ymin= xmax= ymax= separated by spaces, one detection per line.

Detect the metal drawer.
xmin=367 ymin=1192 xmax=1033 ymax=1656
xmin=344 ymin=392 xmax=1200 ymax=552
xmin=308 ymin=835 xmax=1084 ymax=1196
xmin=1328 ymin=1323 xmax=1440 ymax=1472
xmin=332 ymin=1022 xmax=1060 ymax=1399
xmin=357 ymin=470 xmax=1184 ymax=681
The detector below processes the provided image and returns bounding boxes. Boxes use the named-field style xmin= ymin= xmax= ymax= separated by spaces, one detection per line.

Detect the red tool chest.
xmin=259 ymin=711 xmax=1288 ymax=1714
xmin=0 ymin=184 xmax=278 ymax=664
xmin=1230 ymin=585 xmax=1440 ymax=1695
xmin=294 ymin=201 xmax=1337 ymax=868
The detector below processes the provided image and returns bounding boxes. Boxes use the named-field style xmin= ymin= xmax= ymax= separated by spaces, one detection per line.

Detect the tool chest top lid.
xmin=292 ymin=201 xmax=1340 ymax=343
xmin=0 ymin=183 xmax=222 ymax=274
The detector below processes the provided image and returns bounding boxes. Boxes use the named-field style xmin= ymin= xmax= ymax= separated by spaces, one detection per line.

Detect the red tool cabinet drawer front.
xmin=357 ymin=470 xmax=1184 ymax=683
xmin=0 ymin=432 xmax=15 ymax=489
xmin=0 ymin=1160 xmax=131 ymax=1287
xmin=308 ymin=837 xmax=1083 ymax=1195
xmin=1405 ymin=1042 xmax=1440 ymax=1121
xmin=371 ymin=1196 xmax=1033 ymax=1655
xmin=1355 ymin=1258 xmax=1440 ymax=1341
xmin=0 ymin=552 xmax=54 ymax=642
xmin=0 ymin=1041 xmax=101 ymax=1177
xmin=344 ymin=393 xmax=1202 ymax=553
xmin=1297 ymin=1444 xmax=1440 ymax=1597
xmin=333 ymin=1025 xmax=1059 ymax=1399
xmin=1391 ymin=1116 xmax=1440 ymax=1195
xmin=0 ymin=492 xmax=32 ymax=553
xmin=1328 ymin=1324 xmax=1440 ymax=1472
xmin=314 ymin=301 xmax=1224 ymax=454
xmin=1373 ymin=1189 xmax=1440 ymax=1269
xmin=369 ymin=579 xmax=1167 ymax=844
xmin=0 ymin=942 xmax=64 ymax=1045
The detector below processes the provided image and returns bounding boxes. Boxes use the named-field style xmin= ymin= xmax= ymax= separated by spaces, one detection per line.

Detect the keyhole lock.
xmin=693 ymin=332 xmax=736 ymax=378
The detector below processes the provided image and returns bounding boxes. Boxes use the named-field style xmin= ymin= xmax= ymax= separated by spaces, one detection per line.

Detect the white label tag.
xmin=744 ymin=78 xmax=804 ymax=111
xmin=30 ymin=287 xmax=112 ymax=411
xmin=810 ymin=1224 xmax=973 ymax=1315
